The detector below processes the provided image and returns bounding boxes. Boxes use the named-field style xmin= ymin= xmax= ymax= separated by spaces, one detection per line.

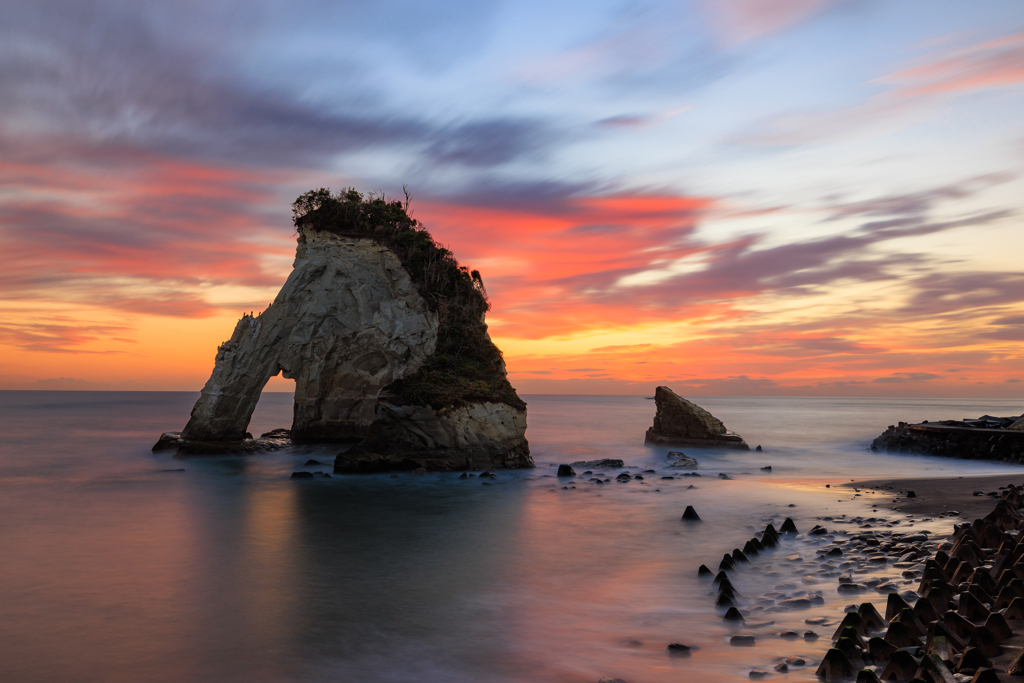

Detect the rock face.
xmin=644 ymin=386 xmax=748 ymax=450
xmin=339 ymin=401 xmax=530 ymax=472
xmin=182 ymin=229 xmax=440 ymax=443
xmin=165 ymin=190 xmax=532 ymax=471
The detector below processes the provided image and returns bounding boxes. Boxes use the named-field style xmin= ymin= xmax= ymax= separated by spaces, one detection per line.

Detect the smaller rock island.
xmin=644 ymin=386 xmax=749 ymax=450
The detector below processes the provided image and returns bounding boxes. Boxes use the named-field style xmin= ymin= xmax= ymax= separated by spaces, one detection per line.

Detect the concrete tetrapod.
xmin=815 ymin=648 xmax=856 ymax=682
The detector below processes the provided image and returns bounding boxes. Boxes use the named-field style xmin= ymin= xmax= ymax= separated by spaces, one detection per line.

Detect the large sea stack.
xmin=156 ymin=188 xmax=532 ymax=472
xmin=644 ymin=386 xmax=749 ymax=450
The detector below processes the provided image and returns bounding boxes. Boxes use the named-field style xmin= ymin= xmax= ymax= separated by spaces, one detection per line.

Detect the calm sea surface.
xmin=1 ymin=391 xmax=1022 ymax=682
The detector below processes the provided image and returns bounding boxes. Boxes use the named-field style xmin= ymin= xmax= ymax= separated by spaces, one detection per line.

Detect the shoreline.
xmin=842 ymin=473 xmax=1024 ymax=520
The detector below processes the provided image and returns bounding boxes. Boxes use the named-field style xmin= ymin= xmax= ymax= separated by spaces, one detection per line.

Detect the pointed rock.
xmin=681 ymin=505 xmax=701 ymax=521
xmin=780 ymin=517 xmax=798 ymax=534
xmin=723 ymin=607 xmax=745 ymax=622
xmin=644 ymin=386 xmax=749 ymax=449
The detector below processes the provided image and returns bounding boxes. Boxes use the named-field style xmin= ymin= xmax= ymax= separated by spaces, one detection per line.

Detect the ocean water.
xmin=1 ymin=391 xmax=1022 ymax=682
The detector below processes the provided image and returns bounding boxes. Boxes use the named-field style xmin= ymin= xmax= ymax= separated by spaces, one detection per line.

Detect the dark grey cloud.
xmin=825 ymin=173 xmax=1014 ymax=219
xmin=0 ymin=0 xmax=560 ymax=170
xmin=873 ymin=372 xmax=941 ymax=383
xmin=424 ymin=119 xmax=559 ymax=168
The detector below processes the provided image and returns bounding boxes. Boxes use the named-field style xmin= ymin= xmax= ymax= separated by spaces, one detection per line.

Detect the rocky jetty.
xmin=157 ymin=188 xmax=532 ymax=472
xmin=872 ymin=415 xmax=1024 ymax=462
xmin=697 ymin=488 xmax=1024 ymax=681
xmin=644 ymin=386 xmax=748 ymax=450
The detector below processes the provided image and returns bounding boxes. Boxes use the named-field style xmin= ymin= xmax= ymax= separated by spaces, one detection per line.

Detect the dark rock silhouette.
xmin=644 ymin=386 xmax=748 ymax=449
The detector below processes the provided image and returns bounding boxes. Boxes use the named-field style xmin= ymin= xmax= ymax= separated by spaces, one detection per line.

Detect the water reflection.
xmin=1 ymin=392 xmax=1022 ymax=682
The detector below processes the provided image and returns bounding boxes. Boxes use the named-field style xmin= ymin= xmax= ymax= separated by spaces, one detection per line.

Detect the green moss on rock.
xmin=292 ymin=187 xmax=526 ymax=412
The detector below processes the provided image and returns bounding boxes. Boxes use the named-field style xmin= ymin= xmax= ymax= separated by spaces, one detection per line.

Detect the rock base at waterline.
xmin=152 ymin=429 xmax=292 ymax=455
xmin=871 ymin=418 xmax=1024 ymax=462
xmin=334 ymin=401 xmax=532 ymax=473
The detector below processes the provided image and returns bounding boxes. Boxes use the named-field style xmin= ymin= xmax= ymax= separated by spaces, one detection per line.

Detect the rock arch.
xmin=181 ymin=230 xmax=438 ymax=443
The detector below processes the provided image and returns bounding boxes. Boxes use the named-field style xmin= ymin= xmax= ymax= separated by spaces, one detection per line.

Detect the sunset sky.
xmin=1 ymin=0 xmax=1023 ymax=396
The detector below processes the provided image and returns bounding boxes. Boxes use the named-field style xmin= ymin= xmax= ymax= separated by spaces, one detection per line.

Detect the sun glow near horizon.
xmin=1 ymin=1 xmax=1023 ymax=397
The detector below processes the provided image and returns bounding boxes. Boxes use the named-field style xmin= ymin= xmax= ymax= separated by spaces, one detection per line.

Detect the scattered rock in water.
xmin=597 ymin=678 xmax=629 ymax=683
xmin=161 ymin=469 xmax=186 ymax=472
xmin=615 ymin=472 xmax=631 ymax=482
xmin=459 ymin=472 xmax=468 ymax=479
xmin=667 ymin=451 xmax=698 ymax=469
xmin=557 ymin=464 xmax=576 ymax=476
xmin=748 ymin=669 xmax=769 ymax=679
xmin=730 ymin=635 xmax=755 ymax=646
xmin=290 ymin=471 xmax=314 ymax=479
xmin=682 ymin=505 xmax=701 ymax=521
xmin=761 ymin=465 xmax=771 ymax=472
xmin=906 ymin=490 xmax=916 ymax=498
xmin=718 ymin=473 xmax=731 ymax=480
xmin=571 ymin=459 xmax=624 ymax=468
xmin=779 ymin=630 xmax=799 ymax=639
xmin=723 ymin=607 xmax=745 ymax=622
xmin=779 ymin=598 xmax=813 ymax=610
xmin=303 ymin=459 xmax=322 ymax=466
xmin=804 ymin=631 xmax=819 ymax=640
xmin=666 ymin=643 xmax=691 ymax=656
xmin=755 ymin=445 xmax=762 ymax=451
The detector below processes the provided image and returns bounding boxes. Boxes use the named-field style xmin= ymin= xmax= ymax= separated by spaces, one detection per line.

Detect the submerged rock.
xmin=644 ymin=386 xmax=749 ymax=449
xmin=667 ymin=451 xmax=698 ymax=469
xmin=571 ymin=458 xmax=625 ymax=468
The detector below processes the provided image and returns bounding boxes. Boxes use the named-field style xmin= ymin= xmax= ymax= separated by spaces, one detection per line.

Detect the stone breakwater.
xmin=872 ymin=417 xmax=1024 ymax=463
xmin=672 ymin=484 xmax=1024 ymax=682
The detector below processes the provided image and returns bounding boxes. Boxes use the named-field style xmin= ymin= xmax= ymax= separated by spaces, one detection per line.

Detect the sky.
xmin=1 ymin=0 xmax=1023 ymax=397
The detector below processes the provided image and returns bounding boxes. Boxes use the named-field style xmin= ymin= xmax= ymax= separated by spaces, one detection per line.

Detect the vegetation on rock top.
xmin=292 ymin=187 xmax=526 ymax=412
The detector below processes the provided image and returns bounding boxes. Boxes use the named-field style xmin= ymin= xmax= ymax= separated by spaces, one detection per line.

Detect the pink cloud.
xmin=700 ymin=0 xmax=836 ymax=45
xmin=878 ymin=32 xmax=1024 ymax=97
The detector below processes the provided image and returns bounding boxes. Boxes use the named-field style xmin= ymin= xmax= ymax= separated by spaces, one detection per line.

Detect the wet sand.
xmin=843 ymin=473 xmax=1024 ymax=520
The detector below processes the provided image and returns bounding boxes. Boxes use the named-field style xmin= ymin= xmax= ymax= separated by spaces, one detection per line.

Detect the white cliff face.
xmin=182 ymin=228 xmax=439 ymax=442
xmin=350 ymin=402 xmax=530 ymax=471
